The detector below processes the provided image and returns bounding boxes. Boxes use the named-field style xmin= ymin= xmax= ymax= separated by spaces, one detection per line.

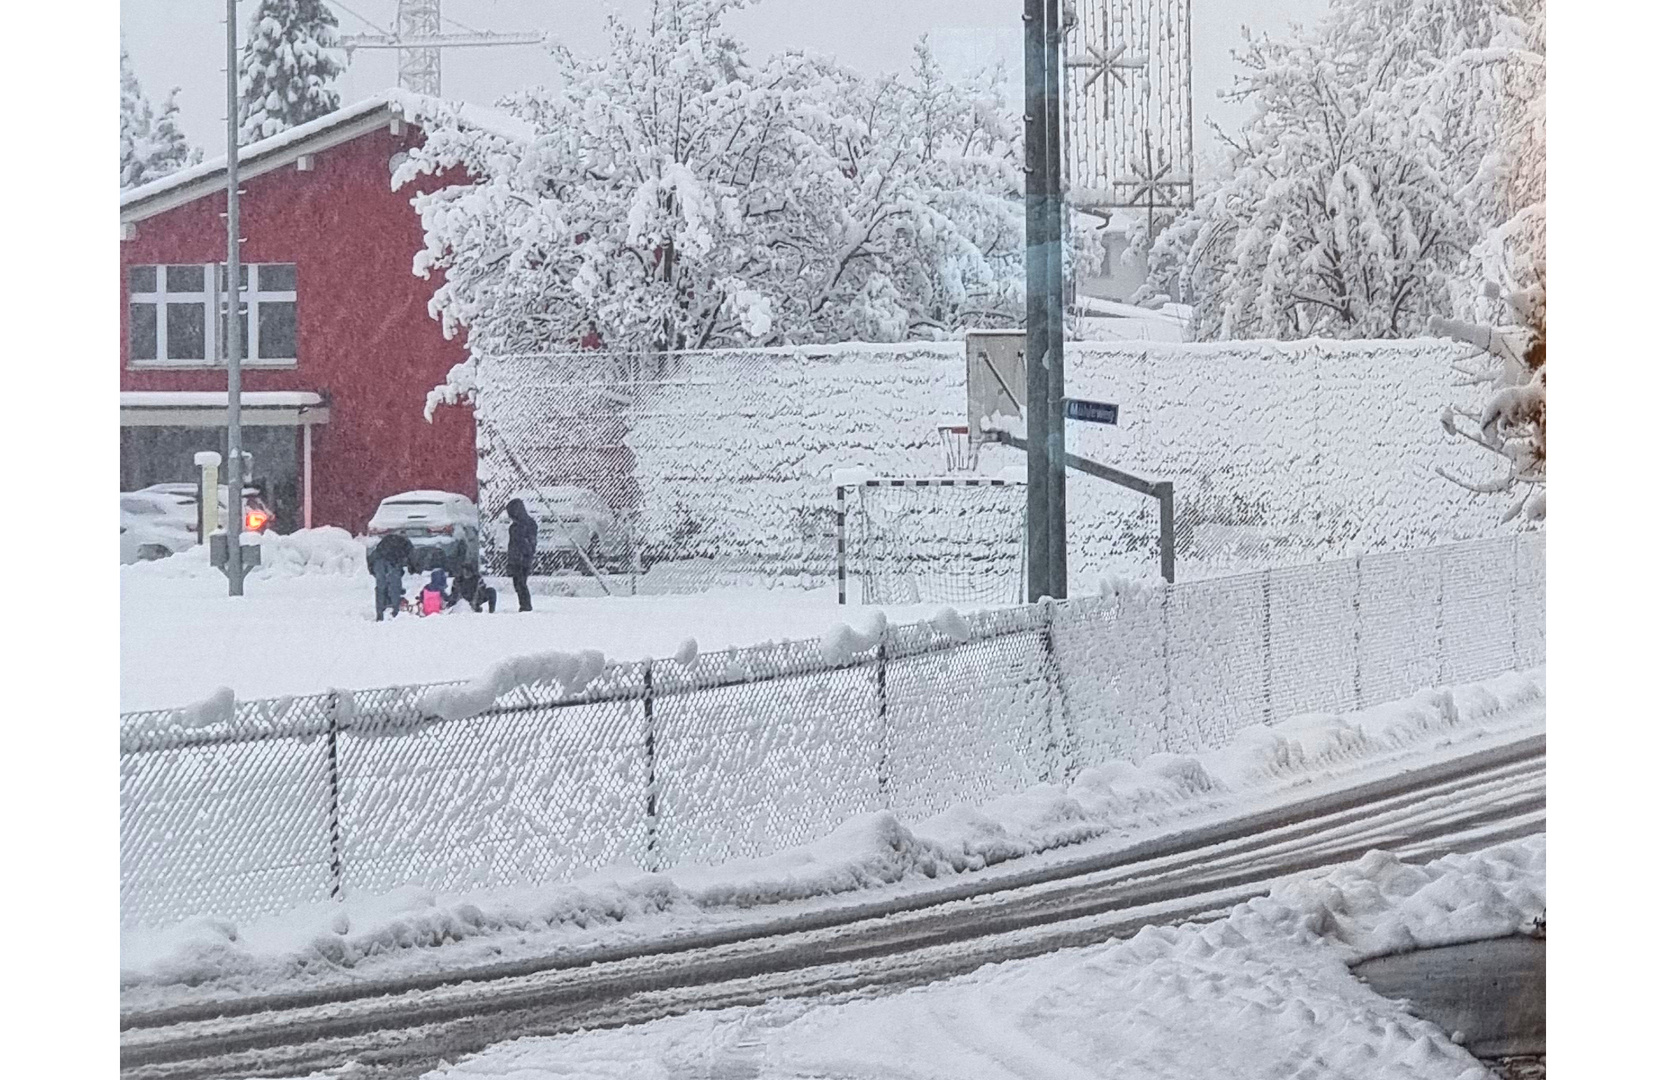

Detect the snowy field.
xmin=120 ymin=530 xmax=953 ymax=712
xmin=423 ymin=836 xmax=1543 ymax=1080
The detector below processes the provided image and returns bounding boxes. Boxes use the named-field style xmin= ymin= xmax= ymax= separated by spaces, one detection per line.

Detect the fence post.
xmin=1435 ymin=547 xmax=1448 ymax=686
xmin=1510 ymin=533 xmax=1522 ymax=671
xmin=1041 ymin=598 xmax=1072 ymax=784
xmin=325 ymin=691 xmax=345 ymax=902
xmin=835 ymin=484 xmax=847 ymax=605
xmin=1156 ymin=481 xmax=1175 ymax=584
xmin=876 ymin=631 xmax=890 ymax=805
xmin=1161 ymin=582 xmax=1174 ymax=737
xmin=1261 ymin=570 xmax=1274 ymax=724
xmin=643 ymin=661 xmax=659 ymax=870
xmin=1352 ymin=553 xmax=1365 ymax=710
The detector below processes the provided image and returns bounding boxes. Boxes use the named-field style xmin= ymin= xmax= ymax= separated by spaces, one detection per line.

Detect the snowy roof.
xmin=120 ymin=90 xmax=534 ymax=223
xmin=121 ymin=391 xmax=324 ymax=409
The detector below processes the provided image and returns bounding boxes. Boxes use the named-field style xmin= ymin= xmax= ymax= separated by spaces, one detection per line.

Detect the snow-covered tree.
xmin=399 ymin=0 xmax=1025 ymax=378
xmin=121 ymin=47 xmax=202 ymax=189
xmin=1432 ymin=3 xmax=1545 ymax=522
xmin=120 ymin=48 xmax=155 ymax=189
xmin=1142 ymin=0 xmax=1543 ymax=341
xmin=237 ymin=0 xmax=345 ymax=144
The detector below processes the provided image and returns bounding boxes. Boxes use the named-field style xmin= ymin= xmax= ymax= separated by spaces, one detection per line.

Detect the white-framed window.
xmin=128 ymin=263 xmax=298 ymax=367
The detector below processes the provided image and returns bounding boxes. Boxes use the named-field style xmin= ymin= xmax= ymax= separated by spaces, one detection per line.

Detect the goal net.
xmin=837 ymin=478 xmax=1027 ymax=606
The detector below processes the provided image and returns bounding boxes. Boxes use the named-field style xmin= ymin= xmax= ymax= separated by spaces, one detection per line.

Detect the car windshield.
xmin=121 ymin=497 xmax=165 ymax=515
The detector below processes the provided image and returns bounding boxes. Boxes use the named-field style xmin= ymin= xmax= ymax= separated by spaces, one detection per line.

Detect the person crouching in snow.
xmin=419 ymin=568 xmax=449 ymax=616
xmin=367 ymin=532 xmax=416 ymax=621
xmin=448 ymin=565 xmax=497 ymax=613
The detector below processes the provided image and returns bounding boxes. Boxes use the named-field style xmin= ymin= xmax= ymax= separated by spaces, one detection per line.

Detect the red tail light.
xmin=244 ymin=509 xmax=270 ymax=531
xmin=435 ymin=524 xmax=454 ymax=535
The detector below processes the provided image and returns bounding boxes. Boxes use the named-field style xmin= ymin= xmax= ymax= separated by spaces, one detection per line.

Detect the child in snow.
xmin=367 ymin=533 xmax=416 ymax=621
xmin=448 ymin=565 xmax=497 ymax=613
xmin=419 ymin=568 xmax=449 ymax=616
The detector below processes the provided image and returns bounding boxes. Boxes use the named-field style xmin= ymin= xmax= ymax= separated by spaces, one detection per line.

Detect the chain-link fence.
xmin=469 ymin=339 xmax=1504 ymax=596
xmin=120 ymin=532 xmax=1544 ymax=928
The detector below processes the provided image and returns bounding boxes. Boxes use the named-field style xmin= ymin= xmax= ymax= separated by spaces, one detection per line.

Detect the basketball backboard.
xmin=965 ymin=330 xmax=1026 ymax=442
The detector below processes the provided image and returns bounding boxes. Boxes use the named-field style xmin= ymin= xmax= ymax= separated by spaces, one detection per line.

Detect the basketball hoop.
xmin=937 ymin=422 xmax=978 ymax=473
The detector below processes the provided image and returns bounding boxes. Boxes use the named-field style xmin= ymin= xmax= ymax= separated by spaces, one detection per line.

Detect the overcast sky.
xmin=121 ymin=0 xmax=1330 ymax=158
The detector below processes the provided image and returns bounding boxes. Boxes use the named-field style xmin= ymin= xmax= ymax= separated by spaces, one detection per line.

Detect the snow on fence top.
xmin=473 ymin=339 xmax=1510 ymax=591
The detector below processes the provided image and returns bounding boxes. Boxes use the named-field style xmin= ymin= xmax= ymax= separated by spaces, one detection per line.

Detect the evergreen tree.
xmin=121 ymin=47 xmax=201 ymax=189
xmin=148 ymin=88 xmax=203 ymax=179
xmin=237 ymin=0 xmax=346 ymax=144
xmin=120 ymin=48 xmax=156 ymax=189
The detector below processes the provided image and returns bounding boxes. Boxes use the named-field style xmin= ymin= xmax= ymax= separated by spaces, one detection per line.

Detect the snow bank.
xmin=122 ymin=527 xmax=369 ymax=582
xmin=405 ymin=836 xmax=1547 ymax=1080
xmin=120 ymin=668 xmax=1542 ymax=994
xmin=417 ymin=649 xmax=609 ymax=722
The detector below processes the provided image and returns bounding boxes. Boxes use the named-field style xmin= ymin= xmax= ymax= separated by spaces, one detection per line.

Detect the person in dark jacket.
xmin=447 ymin=564 xmax=497 ymax=613
xmin=367 ymin=532 xmax=416 ymax=621
xmin=505 ymin=497 xmax=538 ymax=612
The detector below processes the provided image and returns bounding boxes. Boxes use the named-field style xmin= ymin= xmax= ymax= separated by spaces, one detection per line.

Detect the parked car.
xmin=494 ymin=486 xmax=628 ymax=572
xmin=140 ymin=482 xmax=274 ymax=534
xmin=120 ymin=491 xmax=199 ymax=563
xmin=367 ymin=490 xmax=481 ymax=574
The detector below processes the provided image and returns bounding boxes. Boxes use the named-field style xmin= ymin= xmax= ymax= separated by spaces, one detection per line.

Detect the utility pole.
xmin=1024 ymin=0 xmax=1068 ymax=602
xmin=1045 ymin=0 xmax=1068 ymax=601
xmin=224 ymin=0 xmax=245 ymax=595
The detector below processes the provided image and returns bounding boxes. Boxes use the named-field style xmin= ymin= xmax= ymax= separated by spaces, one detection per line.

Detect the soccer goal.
xmin=835 ymin=475 xmax=1028 ymax=606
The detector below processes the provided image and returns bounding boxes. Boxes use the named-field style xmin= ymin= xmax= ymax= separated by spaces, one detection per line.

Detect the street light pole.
xmin=224 ymin=0 xmax=245 ymax=595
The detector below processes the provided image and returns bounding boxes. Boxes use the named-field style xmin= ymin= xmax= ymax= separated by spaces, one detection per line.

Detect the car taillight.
xmin=435 ymin=524 xmax=454 ymax=535
xmin=245 ymin=509 xmax=270 ymax=531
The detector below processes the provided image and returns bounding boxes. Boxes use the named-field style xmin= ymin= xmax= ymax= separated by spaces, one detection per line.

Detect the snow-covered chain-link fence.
xmin=471 ymin=339 xmax=1504 ymax=595
xmin=119 ymin=532 xmax=1544 ymax=928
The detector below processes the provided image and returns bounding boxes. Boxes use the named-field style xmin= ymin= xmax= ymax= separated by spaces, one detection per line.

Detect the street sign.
xmin=1065 ymin=398 xmax=1119 ymax=425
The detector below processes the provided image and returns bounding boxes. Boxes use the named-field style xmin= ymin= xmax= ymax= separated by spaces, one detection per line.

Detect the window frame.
xmin=127 ymin=262 xmax=299 ymax=369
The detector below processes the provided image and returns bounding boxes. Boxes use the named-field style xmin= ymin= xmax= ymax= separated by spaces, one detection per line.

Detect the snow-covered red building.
xmin=118 ymin=93 xmax=527 ymax=533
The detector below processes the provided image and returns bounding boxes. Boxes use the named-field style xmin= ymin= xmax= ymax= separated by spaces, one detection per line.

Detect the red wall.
xmin=120 ymin=123 xmax=476 ymax=533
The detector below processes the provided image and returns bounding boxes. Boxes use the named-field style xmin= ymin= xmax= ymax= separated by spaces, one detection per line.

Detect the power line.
xmin=327 ymin=1 xmax=392 ymax=36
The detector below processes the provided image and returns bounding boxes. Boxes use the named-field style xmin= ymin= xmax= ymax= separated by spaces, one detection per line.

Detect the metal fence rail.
xmin=120 ymin=532 xmax=1545 ymax=928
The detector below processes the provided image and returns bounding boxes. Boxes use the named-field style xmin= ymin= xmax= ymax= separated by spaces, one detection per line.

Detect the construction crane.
xmin=338 ymin=1 xmax=542 ymax=97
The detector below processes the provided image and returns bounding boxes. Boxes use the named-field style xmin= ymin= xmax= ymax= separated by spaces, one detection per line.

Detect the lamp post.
xmin=224 ymin=0 xmax=246 ymax=595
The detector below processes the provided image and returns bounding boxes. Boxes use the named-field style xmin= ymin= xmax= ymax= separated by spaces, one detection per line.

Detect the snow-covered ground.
xmin=121 ymin=668 xmax=1542 ymax=1002
xmin=426 ymin=835 xmax=1544 ymax=1080
xmin=120 ymin=530 xmax=955 ymax=711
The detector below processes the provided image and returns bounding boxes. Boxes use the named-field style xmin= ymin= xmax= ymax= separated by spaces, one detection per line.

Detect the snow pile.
xmin=120 ymin=668 xmax=1541 ymax=994
xmin=1257 ymin=839 xmax=1545 ymax=963
xmin=818 ymin=610 xmax=888 ymax=664
xmin=928 ymin=605 xmax=973 ymax=642
xmin=122 ymin=527 xmax=369 ymax=582
xmin=417 ymin=649 xmax=609 ymax=722
xmin=251 ymin=527 xmax=367 ymax=579
xmin=422 ymin=836 xmax=1544 ymax=1080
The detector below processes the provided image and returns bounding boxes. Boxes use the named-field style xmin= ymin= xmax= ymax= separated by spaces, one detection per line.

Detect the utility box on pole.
xmin=194 ymin=450 xmax=221 ymax=543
